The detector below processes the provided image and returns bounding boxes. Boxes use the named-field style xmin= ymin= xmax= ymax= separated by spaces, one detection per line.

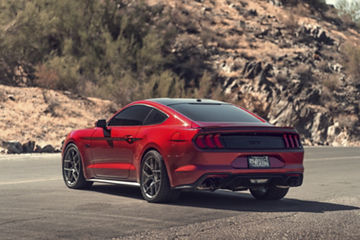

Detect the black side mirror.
xmin=95 ymin=119 xmax=107 ymax=128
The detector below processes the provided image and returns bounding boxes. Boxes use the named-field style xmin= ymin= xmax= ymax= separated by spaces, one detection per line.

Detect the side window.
xmin=108 ymin=105 xmax=152 ymax=126
xmin=143 ymin=109 xmax=168 ymax=125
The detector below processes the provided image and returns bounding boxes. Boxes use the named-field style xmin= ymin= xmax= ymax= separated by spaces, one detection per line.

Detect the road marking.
xmin=0 ymin=177 xmax=61 ymax=185
xmin=306 ymin=156 xmax=360 ymax=162
xmin=0 ymin=153 xmax=60 ymax=161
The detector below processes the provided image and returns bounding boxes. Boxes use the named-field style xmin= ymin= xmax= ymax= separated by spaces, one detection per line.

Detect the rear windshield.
xmin=169 ymin=104 xmax=262 ymax=122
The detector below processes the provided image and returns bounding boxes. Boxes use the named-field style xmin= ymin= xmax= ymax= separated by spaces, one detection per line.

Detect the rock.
xmin=2 ymin=141 xmax=22 ymax=154
xmin=8 ymin=95 xmax=15 ymax=101
xmin=327 ymin=122 xmax=341 ymax=138
xmin=41 ymin=144 xmax=56 ymax=153
xmin=22 ymin=141 xmax=35 ymax=153
xmin=243 ymin=61 xmax=262 ymax=79
xmin=34 ymin=145 xmax=42 ymax=153
xmin=268 ymin=0 xmax=283 ymax=6
xmin=247 ymin=9 xmax=257 ymax=16
xmin=331 ymin=63 xmax=343 ymax=73
xmin=297 ymin=25 xmax=334 ymax=45
xmin=311 ymin=112 xmax=333 ymax=144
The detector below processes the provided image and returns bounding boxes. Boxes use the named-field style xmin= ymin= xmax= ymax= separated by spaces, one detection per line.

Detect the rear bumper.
xmin=174 ymin=172 xmax=304 ymax=190
xmin=166 ymin=143 xmax=304 ymax=188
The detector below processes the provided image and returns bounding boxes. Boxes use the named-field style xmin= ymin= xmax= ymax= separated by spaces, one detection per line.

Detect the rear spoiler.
xmin=197 ymin=126 xmax=299 ymax=134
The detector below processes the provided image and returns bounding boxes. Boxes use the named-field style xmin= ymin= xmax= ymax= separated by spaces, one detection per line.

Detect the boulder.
xmin=2 ymin=141 xmax=22 ymax=154
xmin=22 ymin=141 xmax=35 ymax=153
xmin=41 ymin=144 xmax=56 ymax=153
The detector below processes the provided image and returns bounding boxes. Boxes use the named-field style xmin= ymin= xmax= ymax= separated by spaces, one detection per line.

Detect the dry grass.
xmin=34 ymin=64 xmax=60 ymax=89
xmin=295 ymin=64 xmax=314 ymax=82
xmin=0 ymin=84 xmax=115 ymax=148
xmin=322 ymin=74 xmax=340 ymax=91
xmin=342 ymin=42 xmax=360 ymax=82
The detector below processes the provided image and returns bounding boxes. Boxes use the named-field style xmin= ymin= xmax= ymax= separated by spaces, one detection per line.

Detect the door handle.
xmin=124 ymin=135 xmax=134 ymax=144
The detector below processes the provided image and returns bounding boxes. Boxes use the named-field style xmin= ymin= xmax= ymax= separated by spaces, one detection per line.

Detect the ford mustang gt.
xmin=62 ymin=98 xmax=304 ymax=202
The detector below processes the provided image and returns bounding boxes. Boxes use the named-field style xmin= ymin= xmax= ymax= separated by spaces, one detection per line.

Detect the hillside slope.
xmin=148 ymin=0 xmax=360 ymax=146
xmin=0 ymin=84 xmax=116 ymax=152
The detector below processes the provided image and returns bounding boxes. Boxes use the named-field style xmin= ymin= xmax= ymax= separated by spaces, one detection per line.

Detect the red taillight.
xmin=195 ymin=135 xmax=206 ymax=148
xmin=213 ymin=134 xmax=224 ymax=148
xmin=195 ymin=134 xmax=224 ymax=149
xmin=204 ymin=134 xmax=216 ymax=148
xmin=289 ymin=134 xmax=295 ymax=148
xmin=294 ymin=135 xmax=300 ymax=148
xmin=283 ymin=134 xmax=290 ymax=148
xmin=283 ymin=134 xmax=301 ymax=149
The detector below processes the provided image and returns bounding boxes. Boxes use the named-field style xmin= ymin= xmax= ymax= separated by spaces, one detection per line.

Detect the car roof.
xmin=147 ymin=98 xmax=226 ymax=106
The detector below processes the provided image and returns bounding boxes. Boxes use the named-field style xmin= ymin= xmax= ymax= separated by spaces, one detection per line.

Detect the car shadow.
xmin=89 ymin=184 xmax=359 ymax=213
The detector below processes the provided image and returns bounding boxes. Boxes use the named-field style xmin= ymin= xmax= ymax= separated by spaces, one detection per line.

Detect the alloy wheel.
xmin=141 ymin=156 xmax=161 ymax=199
xmin=63 ymin=147 xmax=81 ymax=187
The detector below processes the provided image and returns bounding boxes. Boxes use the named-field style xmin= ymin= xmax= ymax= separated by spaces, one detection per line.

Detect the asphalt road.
xmin=0 ymin=147 xmax=359 ymax=240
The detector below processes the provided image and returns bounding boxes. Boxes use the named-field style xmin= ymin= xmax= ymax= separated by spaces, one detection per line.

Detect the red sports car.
xmin=62 ymin=98 xmax=304 ymax=202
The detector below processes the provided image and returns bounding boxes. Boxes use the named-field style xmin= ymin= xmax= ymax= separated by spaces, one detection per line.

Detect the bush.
xmin=295 ymin=64 xmax=314 ymax=83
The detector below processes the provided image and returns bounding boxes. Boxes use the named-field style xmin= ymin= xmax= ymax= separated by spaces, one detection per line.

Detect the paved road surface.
xmin=0 ymin=147 xmax=359 ymax=239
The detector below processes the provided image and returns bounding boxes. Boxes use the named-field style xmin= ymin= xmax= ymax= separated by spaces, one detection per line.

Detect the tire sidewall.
xmin=140 ymin=150 xmax=169 ymax=202
xmin=62 ymin=143 xmax=87 ymax=189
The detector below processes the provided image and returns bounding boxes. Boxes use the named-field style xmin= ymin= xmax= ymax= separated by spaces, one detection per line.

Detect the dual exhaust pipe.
xmin=196 ymin=176 xmax=302 ymax=191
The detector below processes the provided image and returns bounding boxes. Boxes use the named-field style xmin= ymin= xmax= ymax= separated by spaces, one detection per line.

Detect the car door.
xmin=90 ymin=105 xmax=152 ymax=179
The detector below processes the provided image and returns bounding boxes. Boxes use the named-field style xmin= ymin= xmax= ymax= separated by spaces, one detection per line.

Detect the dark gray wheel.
xmin=62 ymin=143 xmax=92 ymax=189
xmin=140 ymin=150 xmax=180 ymax=203
xmin=250 ymin=184 xmax=289 ymax=200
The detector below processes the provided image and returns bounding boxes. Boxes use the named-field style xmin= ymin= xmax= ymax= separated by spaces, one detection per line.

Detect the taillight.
xmin=213 ymin=134 xmax=224 ymax=148
xmin=283 ymin=134 xmax=301 ymax=149
xmin=204 ymin=134 xmax=216 ymax=148
xmin=195 ymin=135 xmax=206 ymax=148
xmin=195 ymin=134 xmax=224 ymax=149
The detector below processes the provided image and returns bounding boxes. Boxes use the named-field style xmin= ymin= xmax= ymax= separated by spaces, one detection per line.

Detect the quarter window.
xmin=108 ymin=105 xmax=152 ymax=126
xmin=143 ymin=109 xmax=167 ymax=125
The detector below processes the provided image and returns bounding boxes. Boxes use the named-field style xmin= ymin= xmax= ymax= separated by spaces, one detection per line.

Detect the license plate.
xmin=248 ymin=156 xmax=270 ymax=168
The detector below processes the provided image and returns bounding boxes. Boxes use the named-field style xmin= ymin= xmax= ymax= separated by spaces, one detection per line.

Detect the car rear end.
xmin=154 ymin=99 xmax=304 ymax=195
xmin=171 ymin=125 xmax=304 ymax=192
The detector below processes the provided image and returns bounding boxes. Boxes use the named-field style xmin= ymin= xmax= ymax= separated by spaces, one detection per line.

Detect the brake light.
xmin=204 ymin=134 xmax=216 ymax=148
xmin=283 ymin=134 xmax=289 ymax=148
xmin=213 ymin=134 xmax=224 ymax=148
xmin=293 ymin=135 xmax=300 ymax=148
xmin=195 ymin=134 xmax=224 ymax=149
xmin=289 ymin=134 xmax=295 ymax=148
xmin=195 ymin=135 xmax=206 ymax=148
xmin=283 ymin=134 xmax=301 ymax=149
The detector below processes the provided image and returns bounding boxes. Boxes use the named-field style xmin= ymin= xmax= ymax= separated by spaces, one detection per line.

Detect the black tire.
xmin=250 ymin=184 xmax=289 ymax=200
xmin=62 ymin=143 xmax=92 ymax=189
xmin=140 ymin=150 xmax=180 ymax=203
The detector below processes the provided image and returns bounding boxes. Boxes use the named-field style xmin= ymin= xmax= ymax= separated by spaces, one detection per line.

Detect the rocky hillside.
xmin=148 ymin=0 xmax=360 ymax=146
xmin=0 ymin=84 xmax=116 ymax=153
xmin=0 ymin=0 xmax=360 ymax=150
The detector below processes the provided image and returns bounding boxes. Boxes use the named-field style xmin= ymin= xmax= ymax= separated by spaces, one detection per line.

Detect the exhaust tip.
xmin=197 ymin=178 xmax=218 ymax=191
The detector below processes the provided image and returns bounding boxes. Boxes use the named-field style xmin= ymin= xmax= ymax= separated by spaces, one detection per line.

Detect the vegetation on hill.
xmin=0 ymin=0 xmax=222 ymax=104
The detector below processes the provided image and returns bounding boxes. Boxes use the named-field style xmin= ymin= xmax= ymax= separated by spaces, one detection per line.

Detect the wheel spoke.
xmin=142 ymin=170 xmax=151 ymax=178
xmin=73 ymin=171 xmax=78 ymax=181
xmin=144 ymin=162 xmax=152 ymax=171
